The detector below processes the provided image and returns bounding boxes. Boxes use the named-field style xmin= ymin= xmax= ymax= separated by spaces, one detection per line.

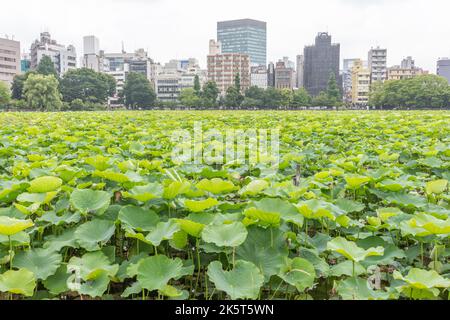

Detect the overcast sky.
xmin=1 ymin=0 xmax=449 ymax=72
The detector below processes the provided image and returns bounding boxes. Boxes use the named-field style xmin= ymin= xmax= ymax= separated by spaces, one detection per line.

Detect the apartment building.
xmin=0 ymin=37 xmax=20 ymax=86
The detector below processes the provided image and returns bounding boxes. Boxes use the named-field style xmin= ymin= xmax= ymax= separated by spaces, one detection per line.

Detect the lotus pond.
xmin=0 ymin=110 xmax=449 ymax=300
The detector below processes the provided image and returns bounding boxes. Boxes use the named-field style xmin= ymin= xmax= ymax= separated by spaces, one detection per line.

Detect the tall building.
xmin=82 ymin=35 xmax=103 ymax=72
xmin=296 ymin=55 xmax=304 ymax=88
xmin=207 ymin=40 xmax=250 ymax=95
xmin=0 ymin=37 xmax=20 ymax=86
xmin=303 ymin=32 xmax=340 ymax=96
xmin=350 ymin=60 xmax=370 ymax=106
xmin=437 ymin=58 xmax=450 ymax=83
xmin=21 ymin=53 xmax=31 ymax=73
xmin=30 ymin=32 xmax=77 ymax=76
xmin=217 ymin=19 xmax=267 ymax=66
xmin=275 ymin=60 xmax=295 ymax=89
xmin=250 ymin=65 xmax=268 ymax=89
xmin=342 ymin=58 xmax=359 ymax=103
xmin=368 ymin=47 xmax=387 ymax=83
xmin=401 ymin=56 xmax=415 ymax=69
xmin=267 ymin=62 xmax=275 ymax=87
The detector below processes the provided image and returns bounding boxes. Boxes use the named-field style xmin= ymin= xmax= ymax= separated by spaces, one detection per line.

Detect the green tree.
xmin=262 ymin=87 xmax=283 ymax=109
xmin=224 ymin=74 xmax=244 ymax=108
xmin=60 ymin=68 xmax=116 ymax=104
xmin=123 ymin=72 xmax=156 ymax=109
xmin=11 ymin=72 xmax=36 ymax=100
xmin=291 ymin=88 xmax=311 ymax=107
xmin=193 ymin=75 xmax=201 ymax=96
xmin=0 ymin=81 xmax=11 ymax=108
xmin=201 ymin=81 xmax=219 ymax=108
xmin=180 ymin=88 xmax=202 ymax=107
xmin=280 ymin=89 xmax=293 ymax=107
xmin=243 ymin=86 xmax=265 ymax=108
xmin=326 ymin=72 xmax=342 ymax=106
xmin=312 ymin=91 xmax=332 ymax=107
xmin=23 ymin=74 xmax=62 ymax=111
xmin=37 ymin=56 xmax=58 ymax=77
xmin=234 ymin=73 xmax=241 ymax=93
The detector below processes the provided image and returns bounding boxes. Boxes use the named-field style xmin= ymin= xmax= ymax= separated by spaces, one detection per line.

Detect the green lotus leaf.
xmin=118 ymin=205 xmax=159 ymax=232
xmin=70 ymin=189 xmax=111 ymax=214
xmin=330 ymin=261 xmax=366 ymax=277
xmin=121 ymin=281 xmax=142 ymax=298
xmin=0 ymin=268 xmax=36 ymax=297
xmin=385 ymin=192 xmax=427 ymax=209
xmin=0 ymin=231 xmax=30 ymax=247
xmin=38 ymin=211 xmax=81 ymax=226
xmin=163 ymin=181 xmax=191 ymax=199
xmin=184 ymin=198 xmax=219 ymax=213
xmin=42 ymin=264 xmax=70 ymax=295
xmin=13 ymin=248 xmax=62 ymax=280
xmin=123 ymin=183 xmax=163 ymax=202
xmin=137 ymin=255 xmax=185 ymax=292
xmin=377 ymin=207 xmax=404 ymax=222
xmin=159 ymin=284 xmax=183 ymax=298
xmin=336 ymin=277 xmax=391 ymax=300
xmin=145 ymin=220 xmax=181 ymax=246
xmin=335 ymin=199 xmax=365 ymax=214
xmin=236 ymin=226 xmax=288 ymax=281
xmin=27 ymin=176 xmax=62 ymax=193
xmin=327 ymin=237 xmax=384 ymax=262
xmin=393 ymin=268 xmax=450 ymax=290
xmin=245 ymin=198 xmax=303 ymax=227
xmin=425 ymin=179 xmax=448 ymax=195
xmin=239 ymin=180 xmax=269 ymax=197
xmin=0 ymin=216 xmax=34 ymax=236
xmin=67 ymin=250 xmax=119 ymax=281
xmin=169 ymin=231 xmax=188 ymax=250
xmin=345 ymin=176 xmax=371 ymax=189
xmin=196 ymin=178 xmax=236 ymax=195
xmin=71 ymin=270 xmax=111 ymax=298
xmin=175 ymin=219 xmax=205 ymax=238
xmin=207 ymin=260 xmax=264 ymax=300
xmin=43 ymin=228 xmax=79 ymax=252
xmin=16 ymin=191 xmax=58 ymax=205
xmin=297 ymin=199 xmax=345 ymax=221
xmin=75 ymin=219 xmax=116 ymax=251
xmin=279 ymin=258 xmax=316 ymax=292
xmin=409 ymin=213 xmax=450 ymax=235
xmin=85 ymin=155 xmax=111 ymax=171
xmin=202 ymin=222 xmax=248 ymax=248
xmin=93 ymin=170 xmax=130 ymax=183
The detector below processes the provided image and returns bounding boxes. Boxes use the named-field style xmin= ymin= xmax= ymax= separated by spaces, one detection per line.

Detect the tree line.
xmin=1 ymin=56 xmax=449 ymax=111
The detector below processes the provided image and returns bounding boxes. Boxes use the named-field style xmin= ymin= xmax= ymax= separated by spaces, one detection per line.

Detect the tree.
xmin=312 ymin=91 xmax=332 ymax=107
xmin=234 ymin=73 xmax=241 ymax=93
xmin=60 ymin=68 xmax=116 ymax=104
xmin=0 ymin=81 xmax=11 ymax=108
xmin=262 ymin=87 xmax=283 ymax=109
xmin=11 ymin=71 xmax=36 ymax=100
xmin=326 ymin=72 xmax=342 ymax=106
xmin=243 ymin=86 xmax=265 ymax=109
xmin=224 ymin=74 xmax=244 ymax=108
xmin=37 ymin=56 xmax=58 ymax=77
xmin=201 ymin=81 xmax=219 ymax=108
xmin=193 ymin=75 xmax=201 ymax=96
xmin=280 ymin=89 xmax=293 ymax=107
xmin=123 ymin=72 xmax=156 ymax=109
xmin=179 ymin=88 xmax=202 ymax=107
xmin=23 ymin=74 xmax=62 ymax=111
xmin=291 ymin=88 xmax=311 ymax=107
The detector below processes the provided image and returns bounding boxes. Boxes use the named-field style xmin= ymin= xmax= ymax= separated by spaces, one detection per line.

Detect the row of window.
xmin=0 ymin=48 xmax=17 ymax=55
xmin=0 ymin=64 xmax=17 ymax=70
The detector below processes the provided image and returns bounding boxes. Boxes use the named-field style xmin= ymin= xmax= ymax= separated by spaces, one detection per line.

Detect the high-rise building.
xmin=21 ymin=53 xmax=31 ymax=73
xmin=267 ymin=62 xmax=275 ymax=87
xmin=82 ymin=35 xmax=103 ymax=72
xmin=0 ymin=37 xmax=20 ymax=86
xmin=275 ymin=60 xmax=295 ymax=89
xmin=350 ymin=60 xmax=370 ymax=106
xmin=368 ymin=47 xmax=387 ymax=83
xmin=30 ymin=32 xmax=77 ymax=76
xmin=250 ymin=65 xmax=268 ymax=89
xmin=296 ymin=55 xmax=304 ymax=88
xmin=303 ymin=32 xmax=340 ymax=96
xmin=217 ymin=19 xmax=267 ymax=66
xmin=437 ymin=58 xmax=450 ymax=83
xmin=401 ymin=56 xmax=415 ymax=69
xmin=207 ymin=40 xmax=250 ymax=95
xmin=342 ymin=58 xmax=359 ymax=103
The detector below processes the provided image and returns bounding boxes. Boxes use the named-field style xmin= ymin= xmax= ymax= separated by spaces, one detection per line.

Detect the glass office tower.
xmin=217 ymin=19 xmax=267 ymax=66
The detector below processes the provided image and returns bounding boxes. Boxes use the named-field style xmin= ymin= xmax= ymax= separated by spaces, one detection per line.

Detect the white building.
xmin=368 ymin=47 xmax=387 ymax=83
xmin=82 ymin=35 xmax=103 ymax=72
xmin=250 ymin=65 xmax=268 ymax=89
xmin=30 ymin=32 xmax=77 ymax=76
xmin=0 ymin=37 xmax=20 ymax=86
xmin=296 ymin=55 xmax=304 ymax=88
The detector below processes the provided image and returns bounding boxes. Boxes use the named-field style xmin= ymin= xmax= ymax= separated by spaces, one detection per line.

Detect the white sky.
xmin=1 ymin=0 xmax=449 ymax=72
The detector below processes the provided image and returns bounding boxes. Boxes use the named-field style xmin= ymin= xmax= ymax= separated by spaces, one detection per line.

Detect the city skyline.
xmin=1 ymin=0 xmax=448 ymax=73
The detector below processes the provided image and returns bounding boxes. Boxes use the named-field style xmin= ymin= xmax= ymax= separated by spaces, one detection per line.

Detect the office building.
xmin=303 ymin=32 xmax=340 ymax=96
xmin=217 ymin=19 xmax=267 ymax=66
xmin=250 ymin=65 xmax=268 ymax=89
xmin=350 ymin=59 xmax=370 ymax=105
xmin=437 ymin=58 xmax=450 ymax=83
xmin=267 ymin=62 xmax=275 ymax=87
xmin=82 ymin=35 xmax=103 ymax=72
xmin=368 ymin=47 xmax=387 ymax=83
xmin=207 ymin=40 xmax=250 ymax=95
xmin=30 ymin=32 xmax=77 ymax=76
xmin=275 ymin=60 xmax=295 ymax=89
xmin=296 ymin=55 xmax=304 ymax=88
xmin=342 ymin=58 xmax=359 ymax=103
xmin=0 ymin=37 xmax=20 ymax=86
xmin=401 ymin=56 xmax=415 ymax=69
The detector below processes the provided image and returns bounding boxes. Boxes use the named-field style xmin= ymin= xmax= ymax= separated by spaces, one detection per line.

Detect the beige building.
xmin=351 ymin=59 xmax=371 ymax=105
xmin=0 ymin=37 xmax=21 ymax=86
xmin=275 ymin=60 xmax=295 ymax=89
xmin=207 ymin=40 xmax=250 ymax=95
xmin=387 ymin=66 xmax=428 ymax=80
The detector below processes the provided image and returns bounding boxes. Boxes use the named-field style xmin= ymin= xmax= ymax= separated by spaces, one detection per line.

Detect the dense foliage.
xmin=0 ymin=111 xmax=449 ymax=301
xmin=122 ymin=73 xmax=156 ymax=109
